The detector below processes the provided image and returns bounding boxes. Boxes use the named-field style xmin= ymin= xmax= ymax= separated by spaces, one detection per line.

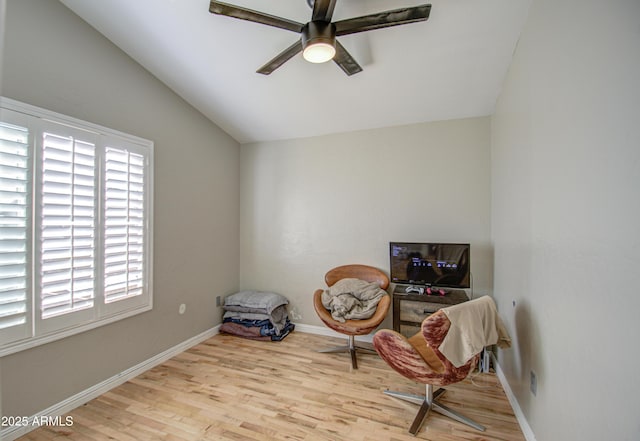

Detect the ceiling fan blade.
xmin=334 ymin=4 xmax=431 ymax=36
xmin=209 ymin=1 xmax=304 ymax=33
xmin=333 ymin=41 xmax=363 ymax=76
xmin=256 ymin=40 xmax=303 ymax=75
xmin=311 ymin=0 xmax=337 ymax=22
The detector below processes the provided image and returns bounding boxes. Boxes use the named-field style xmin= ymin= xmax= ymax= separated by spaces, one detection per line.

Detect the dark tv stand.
xmin=392 ymin=285 xmax=469 ymax=338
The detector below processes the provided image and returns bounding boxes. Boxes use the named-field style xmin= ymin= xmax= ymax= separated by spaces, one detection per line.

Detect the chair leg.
xmin=319 ymin=335 xmax=372 ymax=369
xmin=432 ymin=401 xmax=486 ymax=432
xmin=354 ymin=344 xmax=377 ymax=354
xmin=319 ymin=345 xmax=351 ymax=354
xmin=409 ymin=399 xmax=431 ymax=435
xmin=383 ymin=384 xmax=486 ymax=435
xmin=383 ymin=389 xmax=425 ymax=405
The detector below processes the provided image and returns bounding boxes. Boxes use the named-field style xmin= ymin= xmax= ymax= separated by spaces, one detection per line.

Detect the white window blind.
xmin=104 ymin=147 xmax=145 ymax=303
xmin=0 ymin=121 xmax=31 ymax=341
xmin=40 ymin=132 xmax=96 ymax=319
xmin=0 ymin=97 xmax=153 ymax=356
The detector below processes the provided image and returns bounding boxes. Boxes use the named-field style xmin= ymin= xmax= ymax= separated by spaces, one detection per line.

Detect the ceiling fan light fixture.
xmin=301 ymin=21 xmax=336 ymax=64
xmin=303 ymin=42 xmax=336 ymax=63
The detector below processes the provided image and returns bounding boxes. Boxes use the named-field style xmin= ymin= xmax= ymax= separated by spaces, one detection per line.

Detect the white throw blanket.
xmin=321 ymin=278 xmax=387 ymax=323
xmin=439 ymin=295 xmax=512 ymax=367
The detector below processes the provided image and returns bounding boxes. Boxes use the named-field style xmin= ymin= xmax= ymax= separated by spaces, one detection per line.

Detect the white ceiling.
xmin=60 ymin=0 xmax=531 ymax=144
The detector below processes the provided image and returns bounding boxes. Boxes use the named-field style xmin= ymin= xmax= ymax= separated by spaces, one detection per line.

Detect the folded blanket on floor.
xmin=220 ymin=319 xmax=295 ymax=341
xmin=223 ymin=304 xmax=289 ymax=335
xmin=224 ymin=290 xmax=289 ymax=315
xmin=220 ymin=321 xmax=272 ymax=341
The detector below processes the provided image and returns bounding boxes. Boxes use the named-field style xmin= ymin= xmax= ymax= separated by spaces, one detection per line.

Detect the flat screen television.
xmin=389 ymin=242 xmax=470 ymax=288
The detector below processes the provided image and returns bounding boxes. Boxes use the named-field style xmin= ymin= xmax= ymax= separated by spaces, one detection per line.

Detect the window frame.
xmin=0 ymin=97 xmax=154 ymax=357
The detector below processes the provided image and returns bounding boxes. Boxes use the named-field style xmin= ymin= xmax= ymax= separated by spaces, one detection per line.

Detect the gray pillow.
xmin=224 ymin=290 xmax=289 ymax=314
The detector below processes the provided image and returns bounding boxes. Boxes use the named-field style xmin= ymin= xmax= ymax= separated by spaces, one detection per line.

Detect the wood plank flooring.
xmin=19 ymin=331 xmax=525 ymax=441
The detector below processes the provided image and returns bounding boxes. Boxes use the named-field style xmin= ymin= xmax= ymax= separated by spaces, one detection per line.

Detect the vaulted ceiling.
xmin=60 ymin=0 xmax=531 ymax=144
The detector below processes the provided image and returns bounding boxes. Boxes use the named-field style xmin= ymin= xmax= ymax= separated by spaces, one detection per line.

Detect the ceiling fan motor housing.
xmin=302 ymin=21 xmax=337 ymax=52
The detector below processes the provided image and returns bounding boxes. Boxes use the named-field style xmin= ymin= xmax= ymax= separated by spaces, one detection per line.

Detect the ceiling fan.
xmin=208 ymin=0 xmax=431 ymax=76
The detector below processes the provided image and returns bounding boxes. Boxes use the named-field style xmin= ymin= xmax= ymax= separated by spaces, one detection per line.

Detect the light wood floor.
xmin=20 ymin=331 xmax=525 ymax=441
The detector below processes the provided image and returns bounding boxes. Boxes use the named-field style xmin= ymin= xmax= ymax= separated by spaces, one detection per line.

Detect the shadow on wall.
xmin=513 ymin=299 xmax=543 ymax=411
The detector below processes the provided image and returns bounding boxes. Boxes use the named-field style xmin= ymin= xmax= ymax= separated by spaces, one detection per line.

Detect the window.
xmin=0 ymin=97 xmax=153 ymax=356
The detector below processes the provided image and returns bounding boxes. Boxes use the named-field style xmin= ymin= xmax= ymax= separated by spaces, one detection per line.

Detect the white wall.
xmin=491 ymin=0 xmax=640 ymax=440
xmin=1 ymin=0 xmax=240 ymax=417
xmin=240 ymin=117 xmax=492 ymax=328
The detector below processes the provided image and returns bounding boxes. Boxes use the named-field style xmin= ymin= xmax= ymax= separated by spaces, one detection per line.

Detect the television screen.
xmin=389 ymin=242 xmax=470 ymax=288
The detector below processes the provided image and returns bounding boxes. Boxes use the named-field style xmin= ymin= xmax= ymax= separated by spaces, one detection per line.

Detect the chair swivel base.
xmin=384 ymin=384 xmax=485 ymax=435
xmin=319 ymin=334 xmax=375 ymax=369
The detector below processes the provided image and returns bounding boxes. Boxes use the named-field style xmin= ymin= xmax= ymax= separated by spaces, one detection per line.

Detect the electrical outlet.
xmin=216 ymin=296 xmax=221 ymax=307
xmin=530 ymin=370 xmax=537 ymax=396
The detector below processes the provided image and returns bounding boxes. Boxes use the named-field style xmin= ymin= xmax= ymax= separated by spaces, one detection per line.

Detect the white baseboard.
xmin=1 ymin=325 xmax=220 ymax=441
xmin=491 ymin=353 xmax=537 ymax=441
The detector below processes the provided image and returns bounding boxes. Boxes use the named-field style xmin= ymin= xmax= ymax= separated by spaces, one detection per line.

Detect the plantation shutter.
xmin=103 ymin=146 xmax=146 ymax=305
xmin=1 ymin=96 xmax=153 ymax=356
xmin=0 ymin=119 xmax=32 ymax=343
xmin=37 ymin=127 xmax=98 ymax=333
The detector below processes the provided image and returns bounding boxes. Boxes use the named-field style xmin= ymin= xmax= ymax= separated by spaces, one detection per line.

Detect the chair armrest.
xmin=422 ymin=310 xmax=451 ymax=349
xmin=375 ymin=327 xmax=477 ymax=387
xmin=373 ymin=329 xmax=450 ymax=386
xmin=313 ymin=289 xmax=331 ymax=321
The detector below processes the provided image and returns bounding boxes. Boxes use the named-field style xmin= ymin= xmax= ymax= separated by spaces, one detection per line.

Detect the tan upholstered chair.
xmin=373 ymin=297 xmax=495 ymax=435
xmin=313 ymin=264 xmax=390 ymax=369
